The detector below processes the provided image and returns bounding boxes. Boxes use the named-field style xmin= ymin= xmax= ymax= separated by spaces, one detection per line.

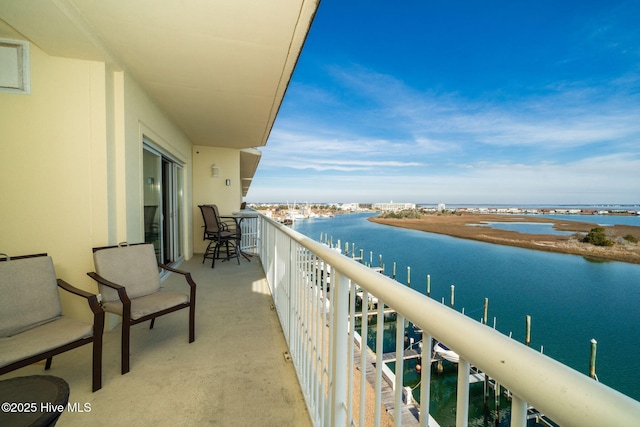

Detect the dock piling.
xmin=483 ymin=298 xmax=489 ymax=325
xmin=590 ymin=338 xmax=598 ymax=380
xmin=450 ymin=285 xmax=455 ymax=308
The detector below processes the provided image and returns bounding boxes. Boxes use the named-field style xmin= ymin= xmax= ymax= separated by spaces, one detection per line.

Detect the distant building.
xmin=437 ymin=203 xmax=446 ymax=211
xmin=372 ymin=202 xmax=416 ymax=211
xmin=339 ymin=203 xmax=360 ymax=211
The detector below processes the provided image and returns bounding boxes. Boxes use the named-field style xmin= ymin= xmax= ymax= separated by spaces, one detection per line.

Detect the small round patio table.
xmin=0 ymin=375 xmax=69 ymax=427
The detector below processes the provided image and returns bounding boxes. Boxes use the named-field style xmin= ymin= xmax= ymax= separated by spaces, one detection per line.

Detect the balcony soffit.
xmin=0 ymin=0 xmax=319 ymax=150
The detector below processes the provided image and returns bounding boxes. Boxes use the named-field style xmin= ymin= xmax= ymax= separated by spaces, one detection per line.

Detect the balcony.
xmin=5 ymin=212 xmax=640 ymax=426
xmin=1 ymin=253 xmax=312 ymax=426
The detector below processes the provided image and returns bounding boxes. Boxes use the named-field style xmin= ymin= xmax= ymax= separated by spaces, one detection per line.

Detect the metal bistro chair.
xmin=199 ymin=205 xmax=240 ymax=268
xmin=87 ymin=243 xmax=196 ymax=375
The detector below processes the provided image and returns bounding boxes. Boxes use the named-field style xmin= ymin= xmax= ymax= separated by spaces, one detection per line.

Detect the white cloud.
xmin=253 ymin=65 xmax=640 ymax=203
xmin=315 ymin=66 xmax=640 ymax=150
xmin=250 ymin=153 xmax=640 ymax=204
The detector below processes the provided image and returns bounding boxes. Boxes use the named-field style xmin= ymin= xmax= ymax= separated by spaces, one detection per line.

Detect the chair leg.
xmin=203 ymin=240 xmax=215 ymax=264
xmin=121 ymin=318 xmax=131 ymax=375
xmin=93 ymin=335 xmax=103 ymax=392
xmin=234 ymin=241 xmax=240 ymax=265
xmin=211 ymin=242 xmax=219 ymax=268
xmin=149 ymin=318 xmax=155 ymax=329
xmin=225 ymin=240 xmax=231 ymax=261
xmin=45 ymin=357 xmax=52 ymax=370
xmin=189 ymin=304 xmax=195 ymax=343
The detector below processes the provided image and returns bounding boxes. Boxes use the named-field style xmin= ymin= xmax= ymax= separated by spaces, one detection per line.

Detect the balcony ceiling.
xmin=0 ymin=0 xmax=318 ymax=150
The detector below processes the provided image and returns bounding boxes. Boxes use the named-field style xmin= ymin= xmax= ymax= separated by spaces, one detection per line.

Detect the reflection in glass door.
xmin=143 ymin=144 xmax=184 ymax=266
xmin=143 ymin=148 xmax=161 ymax=259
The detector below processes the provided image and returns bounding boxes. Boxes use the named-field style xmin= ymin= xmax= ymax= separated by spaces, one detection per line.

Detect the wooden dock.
xmin=350 ymin=307 xmax=397 ymax=318
xmin=382 ymin=348 xmax=421 ymax=362
xmin=353 ymin=342 xmax=440 ymax=427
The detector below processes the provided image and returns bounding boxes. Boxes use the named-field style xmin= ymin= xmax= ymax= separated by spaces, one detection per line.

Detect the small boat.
xmin=434 ymin=342 xmax=460 ymax=363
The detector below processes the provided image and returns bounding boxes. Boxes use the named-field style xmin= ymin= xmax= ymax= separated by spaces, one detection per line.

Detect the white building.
xmin=339 ymin=203 xmax=360 ymax=211
xmin=372 ymin=202 xmax=416 ymax=211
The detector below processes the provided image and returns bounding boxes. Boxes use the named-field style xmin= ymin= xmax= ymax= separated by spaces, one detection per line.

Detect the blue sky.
xmin=248 ymin=1 xmax=640 ymax=205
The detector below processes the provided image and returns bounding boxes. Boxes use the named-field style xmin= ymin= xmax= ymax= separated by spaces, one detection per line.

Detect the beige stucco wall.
xmin=0 ymin=44 xmax=194 ymax=321
xmin=0 ymin=47 xmax=107 ymax=320
xmin=120 ymin=71 xmax=194 ymax=259
xmin=192 ymin=146 xmax=242 ymax=254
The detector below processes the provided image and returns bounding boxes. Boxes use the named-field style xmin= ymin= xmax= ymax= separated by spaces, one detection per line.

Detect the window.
xmin=0 ymin=38 xmax=30 ymax=94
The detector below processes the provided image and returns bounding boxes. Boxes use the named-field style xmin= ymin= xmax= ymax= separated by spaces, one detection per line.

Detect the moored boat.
xmin=434 ymin=342 xmax=459 ymax=363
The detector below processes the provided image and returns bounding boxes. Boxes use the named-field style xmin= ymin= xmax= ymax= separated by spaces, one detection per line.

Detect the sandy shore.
xmin=369 ymin=213 xmax=640 ymax=264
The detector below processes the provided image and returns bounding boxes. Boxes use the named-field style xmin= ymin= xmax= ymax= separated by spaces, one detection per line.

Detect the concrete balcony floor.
xmin=3 ymin=255 xmax=311 ymax=426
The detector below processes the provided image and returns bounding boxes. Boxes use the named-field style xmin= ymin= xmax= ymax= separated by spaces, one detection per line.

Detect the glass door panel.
xmin=143 ymin=148 xmax=162 ymax=262
xmin=143 ymin=143 xmax=184 ymax=266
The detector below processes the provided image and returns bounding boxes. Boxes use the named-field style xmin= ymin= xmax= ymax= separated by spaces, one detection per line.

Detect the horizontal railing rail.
xmin=254 ymin=213 xmax=640 ymax=427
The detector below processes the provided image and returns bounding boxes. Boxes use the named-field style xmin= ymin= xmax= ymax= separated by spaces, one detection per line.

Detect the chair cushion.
xmin=102 ymin=291 xmax=189 ymax=320
xmin=93 ymin=244 xmax=161 ymax=303
xmin=0 ymin=256 xmax=62 ymax=338
xmin=0 ymin=317 xmax=93 ymax=367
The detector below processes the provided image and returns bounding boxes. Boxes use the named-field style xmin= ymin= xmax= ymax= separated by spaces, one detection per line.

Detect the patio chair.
xmin=87 ymin=243 xmax=196 ymax=375
xmin=199 ymin=205 xmax=240 ymax=267
xmin=0 ymin=253 xmax=104 ymax=392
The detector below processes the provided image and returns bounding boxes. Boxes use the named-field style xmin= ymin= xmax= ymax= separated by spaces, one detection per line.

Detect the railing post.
xmin=286 ymin=235 xmax=294 ymax=345
xmin=320 ymin=257 xmax=329 ymax=426
xmin=510 ymin=394 xmax=527 ymax=427
xmin=347 ymin=280 xmax=356 ymax=423
xmin=330 ymin=270 xmax=349 ymax=427
xmin=375 ymin=302 xmax=384 ymax=426
xmin=420 ymin=332 xmax=432 ymax=427
xmin=359 ymin=290 xmax=370 ymax=427
xmin=394 ymin=314 xmax=405 ymax=427
xmin=456 ymin=356 xmax=470 ymax=427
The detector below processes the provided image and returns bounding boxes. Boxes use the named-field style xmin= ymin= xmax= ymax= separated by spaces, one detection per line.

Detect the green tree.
xmin=582 ymin=227 xmax=613 ymax=247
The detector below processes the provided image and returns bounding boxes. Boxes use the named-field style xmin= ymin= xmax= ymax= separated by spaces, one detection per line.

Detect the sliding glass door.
xmin=143 ymin=144 xmax=184 ymax=265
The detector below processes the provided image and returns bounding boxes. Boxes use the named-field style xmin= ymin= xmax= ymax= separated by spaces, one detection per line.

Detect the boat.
xmin=434 ymin=341 xmax=460 ymax=363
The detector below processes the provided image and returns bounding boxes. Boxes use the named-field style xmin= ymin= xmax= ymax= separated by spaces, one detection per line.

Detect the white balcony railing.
xmin=253 ymin=212 xmax=640 ymax=427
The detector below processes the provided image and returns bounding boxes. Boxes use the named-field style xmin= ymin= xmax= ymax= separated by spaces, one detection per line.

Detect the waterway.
xmin=292 ymin=212 xmax=640 ymax=410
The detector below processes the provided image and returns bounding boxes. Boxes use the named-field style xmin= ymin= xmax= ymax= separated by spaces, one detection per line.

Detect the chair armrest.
xmin=158 ymin=264 xmax=196 ymax=305
xmin=218 ymin=216 xmax=239 ymax=230
xmin=87 ymin=272 xmax=131 ymax=305
xmin=57 ymin=279 xmax=105 ymax=337
xmin=57 ymin=279 xmax=104 ymax=315
xmin=158 ymin=264 xmax=197 ymax=289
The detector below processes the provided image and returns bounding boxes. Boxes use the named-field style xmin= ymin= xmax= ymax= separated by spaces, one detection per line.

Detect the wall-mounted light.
xmin=225 ymin=179 xmax=231 ymax=186
xmin=211 ymin=164 xmax=220 ymax=178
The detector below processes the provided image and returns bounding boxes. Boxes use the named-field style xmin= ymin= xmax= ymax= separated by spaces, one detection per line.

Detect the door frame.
xmin=143 ymin=141 xmax=185 ymax=267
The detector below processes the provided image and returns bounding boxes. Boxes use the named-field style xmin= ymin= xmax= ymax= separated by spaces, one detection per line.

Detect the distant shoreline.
xmin=368 ymin=213 xmax=640 ymax=265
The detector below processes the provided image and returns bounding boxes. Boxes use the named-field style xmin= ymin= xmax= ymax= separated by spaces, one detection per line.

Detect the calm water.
xmin=292 ymin=213 xmax=640 ymax=403
xmin=539 ymin=213 xmax=640 ymax=226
